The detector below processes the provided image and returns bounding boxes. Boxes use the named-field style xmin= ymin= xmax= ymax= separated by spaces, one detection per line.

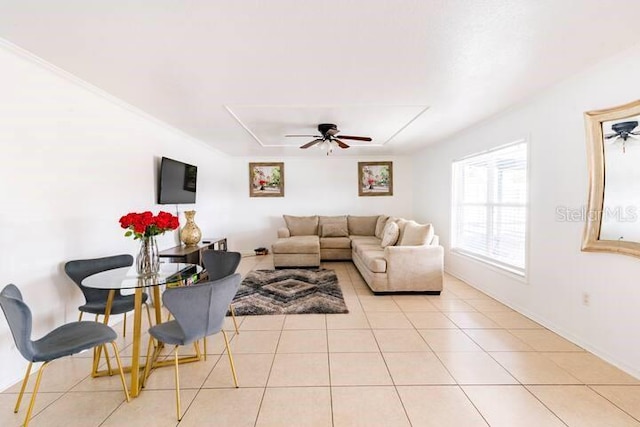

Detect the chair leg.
xmin=203 ymin=337 xmax=208 ymax=361
xmin=142 ymin=335 xmax=155 ymax=387
xmin=78 ymin=312 xmax=84 ymax=322
xmin=173 ymin=345 xmax=182 ymax=421
xmin=194 ymin=341 xmax=202 ymax=359
xmin=14 ymin=362 xmax=32 ymax=413
xmin=221 ymin=330 xmax=239 ymax=388
xmin=102 ymin=344 xmax=113 ymax=376
xmin=109 ymin=342 xmax=130 ymax=402
xmin=229 ymin=304 xmax=240 ymax=334
xmin=122 ymin=312 xmax=127 ymax=338
xmin=91 ymin=344 xmax=102 ymax=377
xmin=23 ymin=361 xmax=49 ymax=427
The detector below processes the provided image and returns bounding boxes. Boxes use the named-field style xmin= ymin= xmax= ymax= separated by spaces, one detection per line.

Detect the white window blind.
xmin=451 ymin=141 xmax=528 ymax=275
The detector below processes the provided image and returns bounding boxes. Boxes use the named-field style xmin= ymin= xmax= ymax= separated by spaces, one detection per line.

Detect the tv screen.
xmin=158 ymin=157 xmax=197 ymax=204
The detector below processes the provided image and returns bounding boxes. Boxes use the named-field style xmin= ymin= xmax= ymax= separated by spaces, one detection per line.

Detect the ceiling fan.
xmin=286 ymin=123 xmax=372 ymax=155
xmin=605 ymin=120 xmax=640 ymax=153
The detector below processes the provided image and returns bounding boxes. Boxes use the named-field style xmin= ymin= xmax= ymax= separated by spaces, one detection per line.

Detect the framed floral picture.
xmin=358 ymin=161 xmax=393 ymax=196
xmin=249 ymin=162 xmax=285 ymax=197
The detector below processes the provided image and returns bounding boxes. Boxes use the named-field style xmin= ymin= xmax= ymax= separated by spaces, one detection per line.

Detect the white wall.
xmin=224 ymin=156 xmax=414 ymax=251
xmin=0 ymin=43 xmax=234 ymax=390
xmin=413 ymin=42 xmax=640 ymax=378
xmin=0 ymin=42 xmax=415 ymax=390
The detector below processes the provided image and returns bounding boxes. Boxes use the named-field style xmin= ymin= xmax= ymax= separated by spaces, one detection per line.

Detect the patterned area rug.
xmin=232 ymin=269 xmax=349 ymax=315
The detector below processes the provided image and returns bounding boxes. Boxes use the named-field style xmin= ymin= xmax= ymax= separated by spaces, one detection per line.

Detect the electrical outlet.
xmin=582 ymin=292 xmax=590 ymax=306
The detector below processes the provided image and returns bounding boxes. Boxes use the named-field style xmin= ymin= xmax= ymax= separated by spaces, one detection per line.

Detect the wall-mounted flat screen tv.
xmin=158 ymin=157 xmax=197 ymax=204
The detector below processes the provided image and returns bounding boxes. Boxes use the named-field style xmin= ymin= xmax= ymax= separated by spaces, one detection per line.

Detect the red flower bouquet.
xmin=119 ymin=211 xmax=180 ymax=239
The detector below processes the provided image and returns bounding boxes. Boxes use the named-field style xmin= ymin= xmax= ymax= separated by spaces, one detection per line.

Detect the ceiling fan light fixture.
xmin=287 ymin=123 xmax=372 ymax=154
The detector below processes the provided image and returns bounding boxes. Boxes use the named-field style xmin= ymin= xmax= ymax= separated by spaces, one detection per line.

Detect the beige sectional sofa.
xmin=271 ymin=215 xmax=443 ymax=294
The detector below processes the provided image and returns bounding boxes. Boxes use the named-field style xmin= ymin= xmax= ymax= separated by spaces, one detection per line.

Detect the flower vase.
xmin=180 ymin=210 xmax=202 ymax=246
xmin=136 ymin=237 xmax=160 ymax=276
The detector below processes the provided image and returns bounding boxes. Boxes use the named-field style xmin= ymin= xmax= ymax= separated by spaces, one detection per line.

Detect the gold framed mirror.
xmin=582 ymin=100 xmax=640 ymax=258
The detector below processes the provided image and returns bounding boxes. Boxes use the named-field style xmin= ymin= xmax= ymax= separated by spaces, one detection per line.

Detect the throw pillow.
xmin=380 ymin=221 xmax=400 ymax=247
xmin=395 ymin=218 xmax=410 ymax=244
xmin=283 ymin=215 xmax=319 ymax=236
xmin=321 ymin=223 xmax=349 ymax=237
xmin=399 ymin=222 xmax=434 ymax=246
xmin=319 ymin=215 xmax=348 ymax=233
xmin=374 ymin=215 xmax=389 ymax=239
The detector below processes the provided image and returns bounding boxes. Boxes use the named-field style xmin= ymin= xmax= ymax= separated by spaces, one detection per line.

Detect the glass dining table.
xmin=82 ymin=262 xmax=202 ymax=397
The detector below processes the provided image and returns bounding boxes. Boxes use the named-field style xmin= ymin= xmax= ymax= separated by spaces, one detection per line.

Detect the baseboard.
xmin=444 ymin=267 xmax=640 ymax=380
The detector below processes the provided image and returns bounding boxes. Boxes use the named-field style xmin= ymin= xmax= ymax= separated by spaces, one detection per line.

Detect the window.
xmin=451 ymin=141 xmax=528 ymax=275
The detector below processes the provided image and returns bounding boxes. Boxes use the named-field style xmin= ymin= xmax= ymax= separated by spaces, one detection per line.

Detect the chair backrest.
xmin=162 ymin=273 xmax=241 ymax=344
xmin=0 ymin=284 xmax=35 ymax=361
xmin=64 ymin=254 xmax=134 ymax=303
xmin=201 ymin=250 xmax=241 ymax=281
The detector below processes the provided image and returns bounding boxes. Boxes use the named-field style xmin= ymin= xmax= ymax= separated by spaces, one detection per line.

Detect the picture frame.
xmin=358 ymin=161 xmax=393 ymax=196
xmin=582 ymin=100 xmax=640 ymax=258
xmin=249 ymin=162 xmax=285 ymax=197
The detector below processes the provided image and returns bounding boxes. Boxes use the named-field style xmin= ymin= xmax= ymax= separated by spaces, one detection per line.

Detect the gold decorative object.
xmin=180 ymin=210 xmax=202 ymax=246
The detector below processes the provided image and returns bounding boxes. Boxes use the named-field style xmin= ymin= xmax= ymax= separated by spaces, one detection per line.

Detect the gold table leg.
xmin=153 ymin=285 xmax=163 ymax=325
xmin=129 ymin=287 xmax=143 ymax=397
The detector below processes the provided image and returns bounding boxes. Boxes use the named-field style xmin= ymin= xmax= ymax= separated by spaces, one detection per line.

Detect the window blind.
xmin=451 ymin=141 xmax=528 ymax=274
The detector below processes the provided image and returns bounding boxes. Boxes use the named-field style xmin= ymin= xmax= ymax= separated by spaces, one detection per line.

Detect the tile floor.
xmin=2 ymin=256 xmax=640 ymax=426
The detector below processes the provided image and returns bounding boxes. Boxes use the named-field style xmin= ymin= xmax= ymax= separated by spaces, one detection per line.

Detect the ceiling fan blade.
xmin=286 ymin=134 xmax=322 ymax=138
xmin=604 ymin=133 xmax=618 ymax=139
xmin=334 ymin=139 xmax=350 ymax=149
xmin=300 ymin=138 xmax=323 ymax=149
xmin=336 ymin=135 xmax=372 ymax=141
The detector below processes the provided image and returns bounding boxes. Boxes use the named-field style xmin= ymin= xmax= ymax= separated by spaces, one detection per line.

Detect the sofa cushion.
xmin=284 ymin=215 xmax=319 ymax=236
xmin=358 ymin=248 xmax=387 ymax=273
xmin=319 ymin=215 xmax=347 ymax=226
xmin=354 ymin=243 xmax=384 ymax=258
xmin=399 ymin=222 xmax=434 ymax=246
xmin=272 ymin=236 xmax=320 ymax=254
xmin=394 ymin=218 xmax=411 ymax=244
xmin=320 ymin=237 xmax=352 ymax=249
xmin=350 ymin=236 xmax=382 ymax=246
xmin=380 ymin=221 xmax=400 ymax=247
xmin=375 ymin=215 xmax=389 ymax=239
xmin=321 ymin=222 xmax=349 ymax=237
xmin=348 ymin=215 xmax=379 ymax=236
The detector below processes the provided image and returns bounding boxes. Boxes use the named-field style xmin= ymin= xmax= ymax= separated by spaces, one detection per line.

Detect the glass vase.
xmin=136 ymin=236 xmax=159 ymax=276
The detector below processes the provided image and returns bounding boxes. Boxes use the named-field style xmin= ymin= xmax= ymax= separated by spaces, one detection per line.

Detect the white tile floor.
xmin=2 ymin=255 xmax=640 ymax=426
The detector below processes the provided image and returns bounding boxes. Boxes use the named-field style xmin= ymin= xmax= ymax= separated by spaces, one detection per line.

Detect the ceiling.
xmin=2 ymin=1 xmax=640 ymax=157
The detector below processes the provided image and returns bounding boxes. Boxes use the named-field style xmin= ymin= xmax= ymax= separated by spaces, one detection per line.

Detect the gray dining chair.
xmin=143 ymin=273 xmax=241 ymax=421
xmin=201 ymin=250 xmax=242 ymax=336
xmin=0 ymin=284 xmax=130 ymax=427
xmin=64 ymin=254 xmax=152 ymax=337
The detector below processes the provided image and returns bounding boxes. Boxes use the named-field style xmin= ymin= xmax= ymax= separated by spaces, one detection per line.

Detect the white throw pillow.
xmin=399 ymin=222 xmax=434 ymax=246
xmin=375 ymin=215 xmax=389 ymax=239
xmin=380 ymin=221 xmax=400 ymax=247
xmin=394 ymin=218 xmax=410 ymax=244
